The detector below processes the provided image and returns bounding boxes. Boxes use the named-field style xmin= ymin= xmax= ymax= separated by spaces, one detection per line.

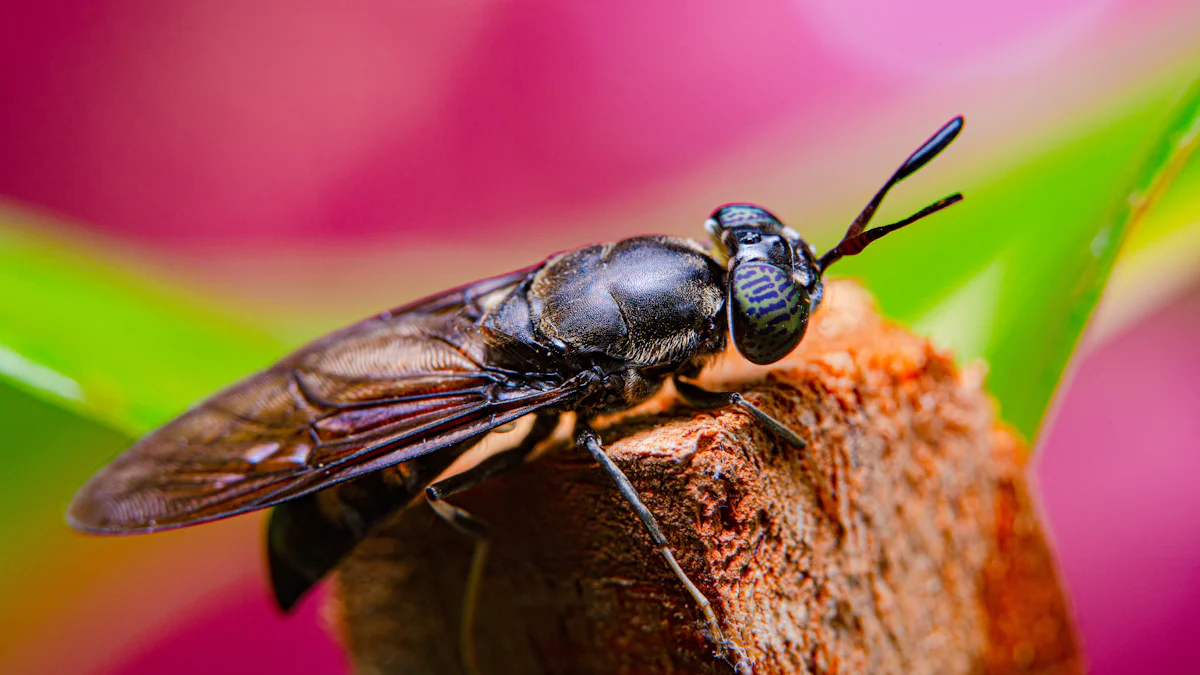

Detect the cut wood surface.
xmin=331 ymin=280 xmax=1081 ymax=675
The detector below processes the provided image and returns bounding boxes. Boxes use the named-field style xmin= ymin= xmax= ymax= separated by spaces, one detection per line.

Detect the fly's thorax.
xmin=571 ymin=366 xmax=667 ymax=416
xmin=526 ymin=236 xmax=726 ymax=367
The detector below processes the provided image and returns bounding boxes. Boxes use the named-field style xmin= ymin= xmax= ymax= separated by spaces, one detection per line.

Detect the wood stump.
xmin=330 ymin=281 xmax=1081 ymax=675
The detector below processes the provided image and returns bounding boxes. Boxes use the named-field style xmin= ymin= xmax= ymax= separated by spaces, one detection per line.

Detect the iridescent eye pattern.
xmin=729 ymin=261 xmax=810 ymax=365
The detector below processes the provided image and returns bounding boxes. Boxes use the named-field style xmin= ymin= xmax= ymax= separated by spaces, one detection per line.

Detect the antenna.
xmin=818 ymin=116 xmax=964 ymax=272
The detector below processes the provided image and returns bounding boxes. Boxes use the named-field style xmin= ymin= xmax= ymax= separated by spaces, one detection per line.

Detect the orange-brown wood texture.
xmin=331 ymin=281 xmax=1081 ymax=675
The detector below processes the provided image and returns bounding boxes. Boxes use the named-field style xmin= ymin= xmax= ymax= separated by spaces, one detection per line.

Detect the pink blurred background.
xmin=1 ymin=1 xmax=1198 ymax=673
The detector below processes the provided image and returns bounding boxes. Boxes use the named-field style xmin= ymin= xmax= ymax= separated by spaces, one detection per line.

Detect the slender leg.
xmin=426 ymin=496 xmax=489 ymax=675
xmin=577 ymin=424 xmax=751 ymax=675
xmin=423 ymin=413 xmax=557 ymax=675
xmin=674 ymin=377 xmax=807 ymax=449
xmin=426 ymin=413 xmax=558 ymax=501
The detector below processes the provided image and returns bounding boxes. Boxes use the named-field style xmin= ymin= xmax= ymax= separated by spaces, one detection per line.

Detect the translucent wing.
xmin=68 ymin=269 xmax=577 ymax=533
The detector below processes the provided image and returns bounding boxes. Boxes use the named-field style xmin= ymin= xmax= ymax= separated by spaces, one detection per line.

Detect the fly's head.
xmin=705 ymin=115 xmax=966 ymax=367
xmin=706 ymin=204 xmax=821 ymax=366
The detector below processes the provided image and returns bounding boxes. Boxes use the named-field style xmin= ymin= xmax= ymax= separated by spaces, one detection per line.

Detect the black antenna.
xmin=818 ymin=116 xmax=964 ymax=272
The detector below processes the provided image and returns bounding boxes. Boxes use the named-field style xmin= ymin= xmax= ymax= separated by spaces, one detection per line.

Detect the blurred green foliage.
xmin=0 ymin=216 xmax=282 ymax=435
xmin=0 ymin=378 xmax=127 ymax=569
xmin=840 ymin=80 xmax=1200 ymax=442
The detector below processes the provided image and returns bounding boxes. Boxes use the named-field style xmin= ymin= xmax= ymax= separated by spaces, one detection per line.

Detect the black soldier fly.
xmin=69 ymin=116 xmax=964 ymax=674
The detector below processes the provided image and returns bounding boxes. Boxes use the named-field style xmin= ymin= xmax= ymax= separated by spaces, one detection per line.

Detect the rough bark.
xmin=330 ymin=280 xmax=1081 ymax=675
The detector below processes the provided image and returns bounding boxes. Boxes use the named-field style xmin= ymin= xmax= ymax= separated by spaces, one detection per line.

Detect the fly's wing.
xmin=68 ymin=269 xmax=576 ymax=534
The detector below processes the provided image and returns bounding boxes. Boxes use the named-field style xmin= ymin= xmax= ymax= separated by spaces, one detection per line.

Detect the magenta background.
xmin=0 ymin=0 xmax=1136 ymax=248
xmin=1038 ymin=288 xmax=1200 ymax=674
xmin=0 ymin=1 xmax=1197 ymax=674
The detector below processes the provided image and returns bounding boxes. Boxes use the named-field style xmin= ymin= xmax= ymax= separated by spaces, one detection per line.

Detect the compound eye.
xmin=728 ymin=261 xmax=810 ymax=365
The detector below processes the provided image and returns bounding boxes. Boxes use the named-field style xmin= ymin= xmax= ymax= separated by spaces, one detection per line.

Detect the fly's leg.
xmin=577 ymin=424 xmax=751 ymax=675
xmin=426 ymin=414 xmax=559 ymax=501
xmin=423 ymin=414 xmax=558 ymax=675
xmin=673 ymin=377 xmax=806 ymax=449
xmin=425 ymin=497 xmax=489 ymax=675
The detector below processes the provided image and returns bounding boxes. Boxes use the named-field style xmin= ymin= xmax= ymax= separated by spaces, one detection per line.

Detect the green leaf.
xmin=839 ymin=79 xmax=1200 ymax=444
xmin=0 ymin=209 xmax=284 ymax=435
xmin=0 ymin=377 xmax=128 ymax=568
